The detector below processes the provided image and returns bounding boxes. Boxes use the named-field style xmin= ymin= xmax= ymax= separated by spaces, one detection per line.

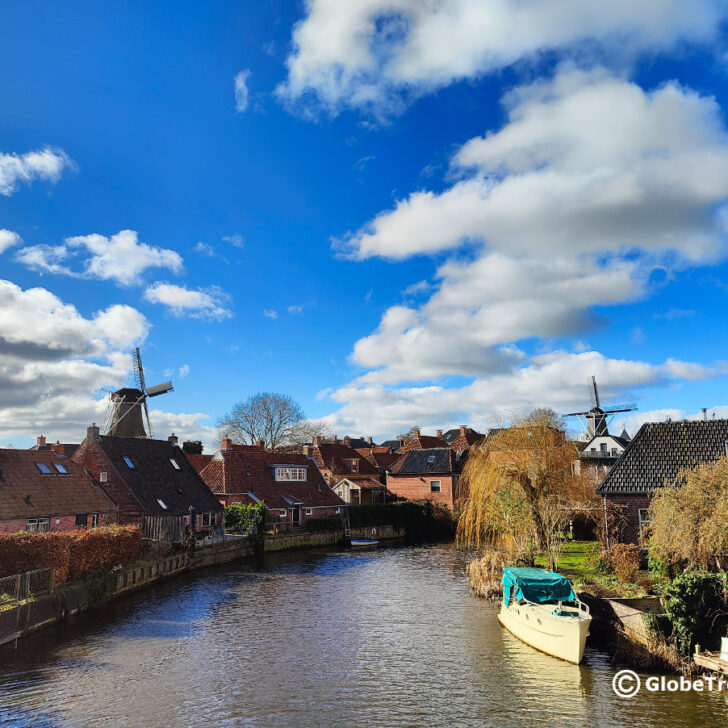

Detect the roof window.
xmin=156 ymin=498 xmax=168 ymax=510
xmin=170 ymin=458 xmax=180 ymax=470
xmin=427 ymin=455 xmax=436 ymax=463
xmin=54 ymin=463 xmax=69 ymax=474
xmin=35 ymin=462 xmax=53 ymax=474
xmin=123 ymin=456 xmax=135 ymax=469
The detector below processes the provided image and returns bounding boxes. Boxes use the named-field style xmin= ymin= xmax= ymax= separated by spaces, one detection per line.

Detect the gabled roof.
xmin=185 ymin=453 xmax=213 ymax=473
xmin=355 ymin=448 xmax=401 ymax=470
xmin=389 ymin=448 xmax=461 ymax=476
xmin=29 ymin=442 xmax=79 ymax=457
xmin=449 ymin=430 xmax=484 ymax=452
xmin=0 ymin=449 xmax=117 ymax=520
xmin=596 ymin=419 xmax=728 ymax=495
xmin=311 ymin=443 xmax=379 ymax=476
xmin=344 ymin=437 xmax=374 ymax=449
xmin=441 ymin=427 xmax=482 ymax=445
xmin=335 ymin=477 xmax=384 ymax=491
xmin=379 ymin=439 xmax=404 ymax=451
xmin=200 ymin=450 xmax=346 ymax=509
xmin=87 ymin=436 xmax=223 ymax=516
xmin=397 ymin=435 xmax=449 ymax=453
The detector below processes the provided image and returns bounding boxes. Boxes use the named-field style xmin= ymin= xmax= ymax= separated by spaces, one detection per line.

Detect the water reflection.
xmin=1 ymin=544 xmax=728 ymax=727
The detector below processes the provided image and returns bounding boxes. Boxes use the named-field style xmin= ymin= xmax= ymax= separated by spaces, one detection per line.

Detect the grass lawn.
xmin=534 ymin=540 xmax=654 ymax=598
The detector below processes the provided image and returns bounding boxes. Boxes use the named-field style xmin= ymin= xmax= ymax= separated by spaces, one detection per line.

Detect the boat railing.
xmin=516 ymin=595 xmax=591 ymax=619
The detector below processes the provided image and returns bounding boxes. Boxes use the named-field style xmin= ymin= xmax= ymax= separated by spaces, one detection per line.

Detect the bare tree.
xmin=217 ymin=392 xmax=304 ymax=450
xmin=286 ymin=419 xmax=334 ymax=449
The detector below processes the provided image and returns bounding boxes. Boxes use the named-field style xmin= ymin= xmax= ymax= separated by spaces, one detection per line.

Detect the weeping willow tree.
xmin=457 ymin=409 xmax=592 ymax=569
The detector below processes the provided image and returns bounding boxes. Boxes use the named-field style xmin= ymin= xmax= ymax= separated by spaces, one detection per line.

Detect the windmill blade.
xmin=563 ymin=410 xmax=590 ymax=418
xmin=587 ymin=376 xmax=601 ymax=409
xmin=133 ymin=347 xmax=146 ymax=392
xmin=602 ymin=403 xmax=637 ymax=414
xmin=142 ymin=397 xmax=154 ymax=439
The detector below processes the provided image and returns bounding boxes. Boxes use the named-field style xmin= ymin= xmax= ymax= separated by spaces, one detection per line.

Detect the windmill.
xmin=563 ymin=376 xmax=637 ymax=440
xmin=104 ymin=348 xmax=174 ymax=438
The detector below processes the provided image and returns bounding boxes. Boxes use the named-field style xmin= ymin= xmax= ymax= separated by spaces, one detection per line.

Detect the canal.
xmin=1 ymin=542 xmax=726 ymax=727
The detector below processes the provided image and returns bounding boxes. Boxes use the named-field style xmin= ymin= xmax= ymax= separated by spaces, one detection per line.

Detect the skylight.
xmin=157 ymin=498 xmax=167 ymax=510
xmin=123 ymin=456 xmax=134 ymax=469
xmin=54 ymin=463 xmax=68 ymax=474
xmin=170 ymin=458 xmax=180 ymax=470
xmin=35 ymin=462 xmax=52 ymax=474
xmin=427 ymin=455 xmax=436 ymax=463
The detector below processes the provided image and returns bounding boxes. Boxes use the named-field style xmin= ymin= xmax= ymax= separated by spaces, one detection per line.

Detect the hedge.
xmin=304 ymin=516 xmax=343 ymax=533
xmin=0 ymin=526 xmax=142 ymax=584
xmin=349 ymin=501 xmax=455 ymax=540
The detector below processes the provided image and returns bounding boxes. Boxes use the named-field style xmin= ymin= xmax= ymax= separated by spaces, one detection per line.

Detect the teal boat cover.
xmin=501 ymin=567 xmax=576 ymax=607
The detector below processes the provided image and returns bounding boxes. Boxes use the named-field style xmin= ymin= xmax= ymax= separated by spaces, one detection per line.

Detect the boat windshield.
xmin=501 ymin=567 xmax=576 ymax=607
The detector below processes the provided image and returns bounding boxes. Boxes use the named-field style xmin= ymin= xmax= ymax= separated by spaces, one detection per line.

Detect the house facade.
xmin=0 ymin=448 xmax=118 ymax=533
xmin=72 ymin=425 xmax=223 ymax=539
xmin=199 ymin=439 xmax=347 ymax=527
xmin=304 ymin=436 xmax=381 ymax=488
xmin=596 ymin=419 xmax=728 ymax=545
xmin=333 ymin=477 xmax=386 ymax=505
xmin=386 ymin=448 xmax=464 ymax=510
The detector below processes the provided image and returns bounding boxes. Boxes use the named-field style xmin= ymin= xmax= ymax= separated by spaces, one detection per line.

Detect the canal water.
xmin=1 ymin=542 xmax=726 ymax=727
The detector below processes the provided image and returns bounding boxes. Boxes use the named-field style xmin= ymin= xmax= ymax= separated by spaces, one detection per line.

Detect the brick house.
xmin=396 ymin=429 xmax=448 ymax=454
xmin=304 ymin=436 xmax=381 ymax=488
xmin=596 ymin=419 xmax=728 ymax=545
xmin=199 ymin=439 xmax=347 ymax=527
xmin=333 ymin=477 xmax=386 ymax=505
xmin=72 ymin=425 xmax=223 ymax=539
xmin=386 ymin=448 xmax=465 ymax=510
xmin=0 ymin=448 xmax=118 ymax=533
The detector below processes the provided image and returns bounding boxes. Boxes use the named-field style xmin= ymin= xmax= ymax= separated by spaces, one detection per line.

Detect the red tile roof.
xmin=397 ymin=435 xmax=448 ymax=453
xmin=449 ymin=430 xmax=484 ymax=452
xmin=185 ymin=453 xmax=212 ymax=473
xmin=200 ymin=450 xmax=346 ymax=509
xmin=0 ymin=449 xmax=117 ymax=520
xmin=310 ymin=443 xmax=379 ymax=476
xmin=356 ymin=448 xmax=401 ymax=470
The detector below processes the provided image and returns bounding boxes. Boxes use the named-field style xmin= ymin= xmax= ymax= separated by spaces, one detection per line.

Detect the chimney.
xmin=87 ymin=423 xmax=100 ymax=442
xmin=368 ymin=436 xmax=373 ymax=445
xmin=168 ymin=433 xmax=179 ymax=445
xmin=37 ymin=435 xmax=46 ymax=448
xmin=701 ymin=408 xmax=707 ymax=421
xmin=459 ymin=425 xmax=467 ymax=435
xmin=302 ymin=445 xmax=311 ymax=456
xmin=256 ymin=439 xmax=265 ymax=451
xmin=413 ymin=428 xmax=421 ymax=439
xmin=313 ymin=435 xmax=322 ymax=447
xmin=436 ymin=430 xmax=443 ymax=438
xmin=333 ymin=434 xmax=338 ymax=443
xmin=343 ymin=436 xmax=350 ymax=447
xmin=221 ymin=438 xmax=232 ymax=451
xmin=51 ymin=442 xmax=65 ymax=456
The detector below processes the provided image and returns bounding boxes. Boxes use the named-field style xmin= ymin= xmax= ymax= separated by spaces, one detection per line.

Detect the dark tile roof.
xmin=200 ymin=450 xmax=346 ymax=509
xmin=94 ymin=436 xmax=223 ymax=516
xmin=379 ymin=439 xmax=404 ymax=451
xmin=0 ymin=449 xmax=117 ymax=520
xmin=596 ymin=419 xmax=728 ymax=495
xmin=441 ymin=427 xmax=483 ymax=445
xmin=389 ymin=448 xmax=461 ymax=476
xmin=344 ymin=437 xmax=373 ymax=449
xmin=29 ymin=442 xmax=79 ymax=457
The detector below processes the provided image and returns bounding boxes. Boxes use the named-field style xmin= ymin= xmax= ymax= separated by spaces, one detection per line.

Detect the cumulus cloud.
xmin=0 ymin=229 xmax=21 ymax=254
xmin=178 ymin=364 xmax=190 ymax=378
xmin=16 ymin=229 xmax=184 ymax=287
xmin=343 ymin=69 xmax=728 ymax=262
xmin=234 ymin=70 xmax=251 ymax=112
xmin=143 ymin=282 xmax=232 ymax=321
xmin=278 ymin=0 xmax=723 ymax=116
xmin=0 ymin=147 xmax=73 ymax=196
xmin=287 ymin=304 xmax=303 ymax=315
xmin=222 ymin=233 xmax=244 ymax=248
xmin=263 ymin=309 xmax=278 ymax=319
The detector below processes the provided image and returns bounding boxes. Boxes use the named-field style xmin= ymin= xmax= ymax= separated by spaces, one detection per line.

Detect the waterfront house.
xmin=0 ymin=447 xmax=118 ymax=533
xmin=396 ymin=429 xmax=449 ymax=454
xmin=574 ymin=429 xmax=631 ymax=483
xmin=199 ymin=439 xmax=347 ymax=527
xmin=596 ymin=419 xmax=728 ymax=545
xmin=304 ymin=436 xmax=381 ymax=488
xmin=333 ymin=477 xmax=386 ymax=505
xmin=72 ymin=425 xmax=223 ymax=541
xmin=386 ymin=448 xmax=465 ymax=510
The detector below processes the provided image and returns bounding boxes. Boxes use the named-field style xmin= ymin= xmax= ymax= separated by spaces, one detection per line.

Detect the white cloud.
xmin=0 ymin=229 xmax=21 ymax=254
xmin=278 ymin=0 xmax=723 ymax=116
xmin=234 ymin=70 xmax=251 ymax=112
xmin=178 ymin=364 xmax=190 ymax=378
xmin=222 ymin=233 xmax=244 ymax=248
xmin=263 ymin=309 xmax=278 ymax=319
xmin=195 ymin=241 xmax=216 ymax=257
xmin=143 ymin=282 xmax=232 ymax=321
xmin=0 ymin=147 xmax=73 ymax=196
xmin=16 ymin=229 xmax=184 ymax=287
xmin=287 ymin=304 xmax=304 ymax=315
xmin=343 ymin=69 xmax=728 ymax=263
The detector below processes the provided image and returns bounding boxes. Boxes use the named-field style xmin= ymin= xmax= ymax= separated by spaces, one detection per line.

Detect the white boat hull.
xmin=498 ymin=600 xmax=591 ymax=664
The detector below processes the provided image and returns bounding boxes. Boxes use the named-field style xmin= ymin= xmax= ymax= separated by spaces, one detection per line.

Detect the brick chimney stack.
xmin=221 ymin=438 xmax=232 ymax=451
xmin=413 ymin=428 xmax=421 ymax=439
xmin=87 ymin=423 xmax=100 ymax=442
xmin=302 ymin=445 xmax=310 ymax=456
xmin=168 ymin=433 xmax=178 ymax=445
xmin=256 ymin=439 xmax=265 ymax=451
xmin=436 ymin=429 xmax=443 ymax=438
xmin=37 ymin=435 xmax=46 ymax=448
xmin=459 ymin=425 xmax=467 ymax=435
xmin=51 ymin=442 xmax=65 ymax=456
xmin=313 ymin=435 xmax=322 ymax=447
xmin=368 ymin=436 xmax=373 ymax=445
xmin=343 ymin=436 xmax=350 ymax=446
xmin=333 ymin=435 xmax=338 ymax=443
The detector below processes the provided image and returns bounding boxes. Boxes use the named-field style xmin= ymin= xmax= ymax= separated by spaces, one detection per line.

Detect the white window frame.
xmin=170 ymin=458 xmax=181 ymax=470
xmin=54 ymin=463 xmax=69 ymax=474
xmin=157 ymin=498 xmax=168 ymax=510
xmin=430 ymin=480 xmax=442 ymax=493
xmin=201 ymin=512 xmax=213 ymax=527
xmin=35 ymin=462 xmax=52 ymax=475
xmin=99 ymin=471 xmax=108 ymax=483
xmin=91 ymin=513 xmax=99 ymax=528
xmin=279 ymin=509 xmax=288 ymax=518
xmin=275 ymin=467 xmax=307 ymax=482
xmin=305 ymin=508 xmax=313 ymax=516
xmin=26 ymin=517 xmax=50 ymax=533
xmin=334 ymin=507 xmax=340 ymax=515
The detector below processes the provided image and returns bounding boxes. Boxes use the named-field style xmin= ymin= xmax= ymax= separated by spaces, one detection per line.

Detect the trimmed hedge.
xmin=349 ymin=501 xmax=455 ymax=540
xmin=0 ymin=526 xmax=142 ymax=584
xmin=304 ymin=517 xmax=343 ymax=533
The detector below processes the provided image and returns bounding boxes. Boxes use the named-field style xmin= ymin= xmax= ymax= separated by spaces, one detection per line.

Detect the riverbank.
xmin=0 ymin=525 xmax=406 ymax=649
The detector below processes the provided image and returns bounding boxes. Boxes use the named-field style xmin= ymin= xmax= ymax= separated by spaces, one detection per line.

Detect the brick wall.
xmin=604 ymin=493 xmax=651 ymax=545
xmin=0 ymin=511 xmax=117 ymax=534
xmin=386 ymin=473 xmax=457 ymax=509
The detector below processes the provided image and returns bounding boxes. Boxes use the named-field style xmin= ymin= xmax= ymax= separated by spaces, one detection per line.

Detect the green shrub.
xmin=303 ymin=517 xmax=342 ymax=533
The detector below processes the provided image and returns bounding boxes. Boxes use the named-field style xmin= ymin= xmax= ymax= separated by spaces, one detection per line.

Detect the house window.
xmin=305 ymin=508 xmax=313 ymax=516
xmin=170 ymin=459 xmax=181 ymax=470
xmin=334 ymin=507 xmax=340 ymax=515
xmin=275 ymin=467 xmax=306 ymax=481
xmin=54 ymin=463 xmax=69 ymax=474
xmin=157 ymin=498 xmax=168 ymax=510
xmin=430 ymin=480 xmax=441 ymax=493
xmin=35 ymin=462 xmax=52 ymax=474
xmin=123 ymin=456 xmax=135 ymax=469
xmin=99 ymin=472 xmax=108 ymax=482
xmin=75 ymin=513 xmax=88 ymax=528
xmin=600 ymin=442 xmax=607 ymax=452
xmin=350 ymin=460 xmax=358 ymax=473
xmin=201 ymin=512 xmax=213 ymax=527
xmin=427 ymin=455 xmax=436 ymax=463
xmin=638 ymin=508 xmax=651 ymax=544
xmin=280 ymin=509 xmax=288 ymax=518
xmin=91 ymin=514 xmax=99 ymax=528
xmin=26 ymin=517 xmax=50 ymax=533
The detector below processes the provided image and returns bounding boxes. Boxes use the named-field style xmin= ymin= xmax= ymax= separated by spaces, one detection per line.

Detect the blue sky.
xmin=1 ymin=1 xmax=728 ymax=449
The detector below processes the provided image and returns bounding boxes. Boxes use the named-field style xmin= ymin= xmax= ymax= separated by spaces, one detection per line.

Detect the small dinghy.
xmin=498 ymin=567 xmax=591 ymax=664
xmin=351 ymin=539 xmax=379 ymax=547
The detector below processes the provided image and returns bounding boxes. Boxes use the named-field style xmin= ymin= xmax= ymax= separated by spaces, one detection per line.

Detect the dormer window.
xmin=35 ymin=463 xmax=52 ymax=474
xmin=170 ymin=458 xmax=180 ymax=470
xmin=350 ymin=460 xmax=358 ymax=473
xmin=427 ymin=455 xmax=436 ymax=463
xmin=123 ymin=457 xmax=134 ymax=469
xmin=275 ymin=467 xmax=306 ymax=481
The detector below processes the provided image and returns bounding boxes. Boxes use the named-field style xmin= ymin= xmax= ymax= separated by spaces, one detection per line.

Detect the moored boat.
xmin=351 ymin=538 xmax=379 ymax=547
xmin=498 ymin=567 xmax=591 ymax=664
